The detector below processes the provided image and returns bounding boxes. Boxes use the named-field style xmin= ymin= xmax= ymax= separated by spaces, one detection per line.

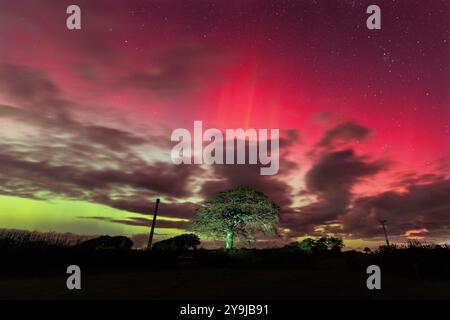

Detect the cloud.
xmin=121 ymin=44 xmax=228 ymax=98
xmin=0 ymin=149 xmax=201 ymax=204
xmin=402 ymin=228 xmax=430 ymax=239
xmin=284 ymin=121 xmax=450 ymax=241
xmin=81 ymin=125 xmax=148 ymax=152
xmin=311 ymin=121 xmax=371 ymax=156
xmin=0 ymin=69 xmax=147 ymax=154
xmin=342 ymin=178 xmax=450 ymax=240
xmin=0 ymin=64 xmax=59 ymax=103
xmin=286 ymin=149 xmax=387 ymax=235
xmin=0 ymin=64 xmax=202 ymax=216
xmin=283 ymin=122 xmax=387 ymax=237
xmin=95 ymin=198 xmax=199 ymax=220
xmin=199 ymin=129 xmax=301 ymax=211
xmin=78 ymin=216 xmax=188 ymax=229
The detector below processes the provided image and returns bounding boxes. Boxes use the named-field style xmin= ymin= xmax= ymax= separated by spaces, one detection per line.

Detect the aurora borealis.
xmin=0 ymin=0 xmax=449 ymax=249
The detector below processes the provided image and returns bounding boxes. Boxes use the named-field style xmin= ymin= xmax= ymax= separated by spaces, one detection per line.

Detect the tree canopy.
xmin=190 ymin=186 xmax=280 ymax=249
xmin=285 ymin=236 xmax=345 ymax=254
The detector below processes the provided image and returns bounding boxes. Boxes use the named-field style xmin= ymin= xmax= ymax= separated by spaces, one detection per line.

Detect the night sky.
xmin=0 ymin=0 xmax=449 ymax=249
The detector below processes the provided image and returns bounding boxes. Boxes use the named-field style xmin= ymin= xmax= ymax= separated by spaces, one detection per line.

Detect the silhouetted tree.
xmin=326 ymin=236 xmax=344 ymax=253
xmin=285 ymin=236 xmax=344 ymax=254
xmin=376 ymin=244 xmax=398 ymax=254
xmin=314 ymin=237 xmax=329 ymax=252
xmin=296 ymin=238 xmax=317 ymax=254
xmin=190 ymin=187 xmax=279 ymax=249
xmin=152 ymin=233 xmax=201 ymax=252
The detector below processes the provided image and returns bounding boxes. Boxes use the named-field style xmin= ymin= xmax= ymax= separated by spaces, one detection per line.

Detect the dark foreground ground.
xmin=1 ymin=268 xmax=449 ymax=300
xmin=2 ymin=238 xmax=450 ymax=300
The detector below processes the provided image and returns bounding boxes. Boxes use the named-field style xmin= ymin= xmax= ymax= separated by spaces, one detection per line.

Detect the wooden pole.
xmin=147 ymin=198 xmax=160 ymax=250
xmin=380 ymin=220 xmax=390 ymax=247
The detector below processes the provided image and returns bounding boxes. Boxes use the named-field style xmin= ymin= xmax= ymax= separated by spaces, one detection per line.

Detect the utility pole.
xmin=379 ymin=219 xmax=390 ymax=247
xmin=147 ymin=198 xmax=160 ymax=250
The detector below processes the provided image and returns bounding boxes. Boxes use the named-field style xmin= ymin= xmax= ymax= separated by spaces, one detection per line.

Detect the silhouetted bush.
xmin=77 ymin=235 xmax=133 ymax=251
xmin=152 ymin=233 xmax=200 ymax=252
xmin=283 ymin=237 xmax=345 ymax=254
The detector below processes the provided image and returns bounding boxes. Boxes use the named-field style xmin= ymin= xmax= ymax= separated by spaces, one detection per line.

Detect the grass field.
xmin=1 ymin=268 xmax=449 ymax=300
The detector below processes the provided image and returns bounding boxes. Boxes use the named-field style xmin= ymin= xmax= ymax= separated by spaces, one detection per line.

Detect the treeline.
xmin=1 ymin=230 xmax=449 ymax=282
xmin=0 ymin=228 xmax=94 ymax=247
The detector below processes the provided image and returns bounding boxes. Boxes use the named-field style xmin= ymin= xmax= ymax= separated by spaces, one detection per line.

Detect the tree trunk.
xmin=226 ymin=230 xmax=234 ymax=249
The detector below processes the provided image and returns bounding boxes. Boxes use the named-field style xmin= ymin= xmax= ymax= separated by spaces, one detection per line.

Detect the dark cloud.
xmin=0 ymin=65 xmax=79 ymax=138
xmin=78 ymin=216 xmax=188 ymax=229
xmin=286 ymin=149 xmax=387 ymax=235
xmin=342 ymin=179 xmax=450 ymax=240
xmin=121 ymin=44 xmax=228 ymax=98
xmin=157 ymin=202 xmax=200 ymax=219
xmin=81 ymin=125 xmax=148 ymax=152
xmin=306 ymin=149 xmax=386 ymax=197
xmin=0 ymin=105 xmax=147 ymax=154
xmin=281 ymin=122 xmax=386 ymax=237
xmin=391 ymin=171 xmax=447 ymax=188
xmin=95 ymin=197 xmax=199 ymax=220
xmin=279 ymin=129 xmax=302 ymax=150
xmin=200 ymin=163 xmax=294 ymax=212
xmin=0 ymin=64 xmax=59 ymax=103
xmin=0 ymin=64 xmax=151 ymax=154
xmin=312 ymin=121 xmax=371 ymax=155
xmin=0 ymin=150 xmax=200 ymax=204
xmin=199 ymin=130 xmax=300 ymax=211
